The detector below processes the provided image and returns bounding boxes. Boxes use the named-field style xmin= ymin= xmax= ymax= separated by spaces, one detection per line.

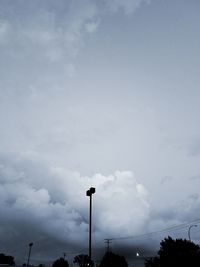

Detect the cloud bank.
xmin=1 ymin=152 xmax=199 ymax=262
xmin=0 ymin=153 xmax=150 ymax=262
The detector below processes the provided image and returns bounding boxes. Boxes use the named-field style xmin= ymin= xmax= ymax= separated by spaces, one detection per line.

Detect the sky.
xmin=0 ymin=0 xmax=200 ymax=266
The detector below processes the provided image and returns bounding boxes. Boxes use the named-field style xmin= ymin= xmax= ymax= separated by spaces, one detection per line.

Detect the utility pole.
xmin=104 ymin=239 xmax=112 ymax=253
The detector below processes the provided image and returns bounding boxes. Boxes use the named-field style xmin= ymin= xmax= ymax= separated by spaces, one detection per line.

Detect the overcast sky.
xmin=0 ymin=0 xmax=200 ymax=265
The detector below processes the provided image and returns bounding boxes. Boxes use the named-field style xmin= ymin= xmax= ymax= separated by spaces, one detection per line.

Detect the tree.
xmin=145 ymin=236 xmax=200 ymax=267
xmin=73 ymin=254 xmax=93 ymax=267
xmin=144 ymin=257 xmax=160 ymax=267
xmin=99 ymin=252 xmax=128 ymax=267
xmin=52 ymin=257 xmax=69 ymax=267
xmin=0 ymin=253 xmax=15 ymax=265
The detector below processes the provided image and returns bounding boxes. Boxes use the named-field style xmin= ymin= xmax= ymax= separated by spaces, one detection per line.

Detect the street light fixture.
xmin=188 ymin=224 xmax=198 ymax=241
xmin=26 ymin=242 xmax=33 ymax=267
xmin=86 ymin=187 xmax=96 ymax=265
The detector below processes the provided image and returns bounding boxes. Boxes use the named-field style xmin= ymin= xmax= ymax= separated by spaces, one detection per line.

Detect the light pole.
xmin=26 ymin=242 xmax=33 ymax=267
xmin=188 ymin=224 xmax=197 ymax=241
xmin=86 ymin=187 xmax=96 ymax=265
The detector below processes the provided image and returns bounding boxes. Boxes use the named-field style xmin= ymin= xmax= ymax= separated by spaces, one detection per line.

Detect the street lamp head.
xmin=86 ymin=190 xmax=91 ymax=196
xmin=90 ymin=187 xmax=95 ymax=194
xmin=86 ymin=187 xmax=96 ymax=196
xmin=29 ymin=243 xmax=33 ymax=247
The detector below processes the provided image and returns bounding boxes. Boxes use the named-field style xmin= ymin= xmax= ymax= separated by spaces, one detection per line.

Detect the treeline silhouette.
xmin=53 ymin=252 xmax=128 ymax=267
xmin=52 ymin=237 xmax=200 ymax=267
xmin=145 ymin=236 xmax=200 ymax=267
xmin=1 ymin=237 xmax=200 ymax=267
xmin=0 ymin=253 xmax=15 ymax=265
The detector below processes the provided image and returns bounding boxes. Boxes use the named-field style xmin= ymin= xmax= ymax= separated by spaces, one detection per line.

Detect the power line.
xmin=105 ymin=218 xmax=200 ymax=241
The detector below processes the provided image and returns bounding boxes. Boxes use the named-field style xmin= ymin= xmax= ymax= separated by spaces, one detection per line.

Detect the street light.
xmin=26 ymin=242 xmax=33 ymax=267
xmin=188 ymin=224 xmax=198 ymax=241
xmin=86 ymin=187 xmax=96 ymax=265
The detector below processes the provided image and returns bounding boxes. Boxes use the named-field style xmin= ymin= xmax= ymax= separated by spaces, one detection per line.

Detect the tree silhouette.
xmin=145 ymin=236 xmax=200 ymax=267
xmin=73 ymin=254 xmax=93 ymax=267
xmin=52 ymin=257 xmax=69 ymax=267
xmin=0 ymin=253 xmax=15 ymax=265
xmin=99 ymin=252 xmax=128 ymax=267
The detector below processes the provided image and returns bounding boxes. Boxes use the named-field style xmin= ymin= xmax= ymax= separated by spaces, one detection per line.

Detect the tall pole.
xmin=27 ymin=242 xmax=33 ymax=267
xmin=188 ymin=225 xmax=197 ymax=241
xmin=86 ymin=187 xmax=95 ymax=265
xmin=89 ymin=194 xmax=92 ymax=260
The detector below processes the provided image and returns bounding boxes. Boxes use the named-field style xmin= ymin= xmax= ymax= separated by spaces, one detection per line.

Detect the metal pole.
xmin=27 ymin=243 xmax=33 ymax=267
xmin=86 ymin=187 xmax=95 ymax=266
xmin=89 ymin=194 xmax=92 ymax=261
xmin=188 ymin=225 xmax=197 ymax=241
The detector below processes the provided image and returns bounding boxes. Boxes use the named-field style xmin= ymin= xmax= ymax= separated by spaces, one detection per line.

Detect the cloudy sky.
xmin=0 ymin=0 xmax=200 ymax=265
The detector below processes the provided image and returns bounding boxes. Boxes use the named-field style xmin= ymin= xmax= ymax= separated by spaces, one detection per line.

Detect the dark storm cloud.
xmin=0 ymin=153 xmax=151 ymax=263
xmin=0 ymin=153 xmax=88 ymax=262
